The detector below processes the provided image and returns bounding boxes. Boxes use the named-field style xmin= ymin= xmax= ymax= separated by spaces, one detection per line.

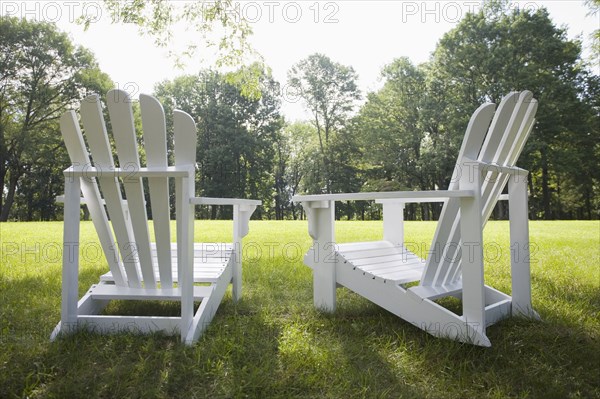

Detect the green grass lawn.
xmin=0 ymin=220 xmax=598 ymax=398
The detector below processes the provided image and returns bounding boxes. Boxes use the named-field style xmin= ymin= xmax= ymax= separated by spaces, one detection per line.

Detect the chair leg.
xmin=61 ymin=177 xmax=81 ymax=335
xmin=232 ymin=204 xmax=242 ymax=301
xmin=305 ymin=201 xmax=336 ymax=312
xmin=185 ymin=264 xmax=233 ymax=344
xmin=459 ymin=165 xmax=487 ymax=337
xmin=508 ymin=174 xmax=539 ymax=319
xmin=178 ymin=176 xmax=195 ymax=343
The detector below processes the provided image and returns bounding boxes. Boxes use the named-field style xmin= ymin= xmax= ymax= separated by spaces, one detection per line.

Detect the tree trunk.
xmin=0 ymin=165 xmax=4 ymax=214
xmin=584 ymin=188 xmax=592 ymax=220
xmin=0 ymin=172 xmax=18 ymax=221
xmin=527 ymin=174 xmax=536 ymax=220
xmin=82 ymin=206 xmax=90 ymax=221
xmin=541 ymin=149 xmax=551 ymax=220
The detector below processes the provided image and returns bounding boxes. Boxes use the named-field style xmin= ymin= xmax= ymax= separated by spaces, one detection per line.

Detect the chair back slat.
xmin=420 ymin=102 xmax=496 ymax=286
xmin=140 ymin=94 xmax=173 ymax=288
xmin=420 ymin=91 xmax=536 ymax=288
xmin=61 ymin=91 xmax=201 ymax=289
xmin=107 ymin=89 xmax=156 ymax=289
xmin=478 ymin=92 xmax=520 ymax=161
xmin=480 ymin=96 xmax=537 ymax=223
xmin=60 ymin=111 xmax=126 ymax=286
xmin=174 ymin=110 xmax=198 ymax=167
xmin=443 ymin=92 xmax=535 ymax=284
xmin=80 ymin=95 xmax=142 ymax=287
xmin=172 ymin=110 xmax=197 ymax=281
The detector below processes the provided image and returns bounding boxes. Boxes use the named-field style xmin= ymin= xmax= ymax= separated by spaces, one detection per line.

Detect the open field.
xmin=0 ymin=220 xmax=599 ymax=398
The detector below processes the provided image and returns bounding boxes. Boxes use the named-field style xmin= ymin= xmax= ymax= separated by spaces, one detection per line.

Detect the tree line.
xmin=1 ymin=3 xmax=598 ymax=222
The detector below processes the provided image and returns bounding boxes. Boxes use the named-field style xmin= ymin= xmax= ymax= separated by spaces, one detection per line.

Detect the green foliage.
xmin=272 ymin=122 xmax=315 ymax=220
xmin=0 ymin=220 xmax=598 ymax=397
xmin=4 ymin=5 xmax=598 ymax=222
xmin=585 ymin=0 xmax=600 ymax=63
xmin=0 ymin=17 xmax=113 ymax=221
xmin=429 ymin=6 xmax=600 ymax=219
xmin=288 ymin=53 xmax=362 ymax=195
xmin=353 ymin=6 xmax=599 ymax=220
xmin=154 ymin=67 xmax=283 ymax=219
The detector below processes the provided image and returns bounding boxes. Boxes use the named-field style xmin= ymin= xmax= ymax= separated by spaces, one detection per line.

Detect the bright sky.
xmin=2 ymin=1 xmax=598 ymax=120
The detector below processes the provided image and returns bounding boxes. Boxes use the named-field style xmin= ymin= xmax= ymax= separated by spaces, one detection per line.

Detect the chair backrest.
xmin=419 ymin=91 xmax=538 ymax=287
xmin=60 ymin=89 xmax=197 ymax=289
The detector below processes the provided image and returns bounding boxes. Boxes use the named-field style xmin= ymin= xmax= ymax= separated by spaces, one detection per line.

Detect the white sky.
xmin=2 ymin=1 xmax=598 ymax=120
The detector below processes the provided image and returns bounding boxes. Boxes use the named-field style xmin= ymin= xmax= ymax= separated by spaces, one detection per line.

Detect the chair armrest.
xmin=292 ymin=189 xmax=475 ymax=203
xmin=294 ymin=190 xmax=475 ymax=247
xmin=64 ymin=165 xmax=195 ymax=178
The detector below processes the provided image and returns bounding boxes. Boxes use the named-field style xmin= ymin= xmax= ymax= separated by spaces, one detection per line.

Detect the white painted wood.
xmin=64 ymin=165 xmax=193 ymax=178
xmin=107 ymin=89 xmax=156 ymax=288
xmin=438 ymin=93 xmax=532 ymax=287
xmin=460 ymin=162 xmax=486 ymax=334
xmin=340 ymin=246 xmax=415 ymax=261
xmin=140 ymin=93 xmax=173 ymax=288
xmin=179 ymin=175 xmax=195 ymax=342
xmin=382 ymin=202 xmax=405 ymax=247
xmin=334 ymin=261 xmax=491 ymax=346
xmin=484 ymin=299 xmax=512 ymax=327
xmin=231 ymin=205 xmax=243 ymax=300
xmin=348 ymin=255 xmax=421 ymax=268
xmin=458 ymin=160 xmax=486 ymax=335
xmin=336 ymin=241 xmax=392 ymax=251
xmin=172 ymin=108 xmax=197 ymax=341
xmin=408 ymin=282 xmax=463 ymax=301
xmin=186 ymin=262 xmax=233 ymax=344
xmin=293 ymin=190 xmax=474 ymax=203
xmin=303 ymin=201 xmax=337 ymax=311
xmin=479 ymin=92 xmax=519 ymax=161
xmin=480 ymin=92 xmax=534 ymax=224
xmin=100 ymin=242 xmax=232 ymax=283
xmin=481 ymin=98 xmax=538 ymax=224
xmin=297 ymin=91 xmax=539 ymax=347
xmin=174 ymin=110 xmax=197 ymax=167
xmin=59 ymin=111 xmax=126 ymax=287
xmin=80 ymin=95 xmax=141 ymax=288
xmin=420 ymin=102 xmax=496 ymax=286
xmin=508 ymin=173 xmax=539 ymax=318
xmin=440 ymin=93 xmax=534 ymax=286
xmin=60 ymin=176 xmax=81 ymax=334
xmin=89 ymin=283 xmax=213 ymax=300
xmin=53 ymin=89 xmax=261 ymax=345
xmin=76 ymin=290 xmax=109 ymax=316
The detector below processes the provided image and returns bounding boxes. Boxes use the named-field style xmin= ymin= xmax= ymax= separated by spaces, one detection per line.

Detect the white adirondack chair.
xmin=293 ymin=91 xmax=540 ymax=346
xmin=50 ymin=89 xmax=260 ymax=344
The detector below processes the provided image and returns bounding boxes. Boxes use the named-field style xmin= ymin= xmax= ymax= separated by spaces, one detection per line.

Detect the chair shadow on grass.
xmin=7 ymin=259 xmax=600 ymax=398
xmin=324 ymin=279 xmax=600 ymax=398
xmin=36 ymin=289 xmax=284 ymax=398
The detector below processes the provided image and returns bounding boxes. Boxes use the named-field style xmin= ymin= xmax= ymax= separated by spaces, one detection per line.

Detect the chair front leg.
xmin=61 ymin=175 xmax=82 ymax=334
xmin=459 ymin=163 xmax=487 ymax=340
xmin=508 ymin=171 xmax=539 ymax=319
xmin=232 ymin=204 xmax=257 ymax=301
xmin=178 ymin=176 xmax=195 ymax=342
xmin=303 ymin=200 xmax=336 ymax=312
